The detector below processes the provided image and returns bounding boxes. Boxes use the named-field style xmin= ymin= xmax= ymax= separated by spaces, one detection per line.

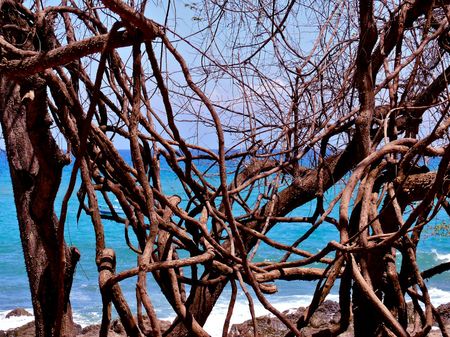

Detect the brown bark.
xmin=0 ymin=76 xmax=79 ymax=337
xmin=98 ymin=249 xmax=142 ymax=337
xmin=0 ymin=1 xmax=79 ymax=335
xmin=2 ymin=1 xmax=450 ymax=337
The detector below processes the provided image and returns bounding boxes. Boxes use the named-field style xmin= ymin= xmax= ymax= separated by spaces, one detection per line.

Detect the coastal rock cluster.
xmin=229 ymin=301 xmax=450 ymax=337
xmin=4 ymin=310 xmax=32 ymax=319
xmin=228 ymin=300 xmax=351 ymax=337
xmin=1 ymin=301 xmax=450 ymax=337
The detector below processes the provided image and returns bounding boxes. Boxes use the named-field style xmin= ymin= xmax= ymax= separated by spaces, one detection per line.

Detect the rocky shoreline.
xmin=1 ymin=301 xmax=449 ymax=337
xmin=229 ymin=301 xmax=450 ymax=337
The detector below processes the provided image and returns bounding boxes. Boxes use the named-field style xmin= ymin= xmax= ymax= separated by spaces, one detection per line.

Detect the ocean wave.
xmin=0 ymin=294 xmax=339 ymax=336
xmin=72 ymin=311 xmax=102 ymax=328
xmin=1 ymin=289 xmax=448 ymax=336
xmin=429 ymin=287 xmax=450 ymax=307
xmin=0 ymin=309 xmax=34 ymax=331
xmin=203 ymin=293 xmax=339 ymax=337
xmin=432 ymin=249 xmax=450 ymax=262
xmin=0 ymin=309 xmax=98 ymax=331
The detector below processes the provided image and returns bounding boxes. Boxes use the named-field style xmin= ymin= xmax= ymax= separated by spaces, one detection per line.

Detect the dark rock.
xmin=73 ymin=324 xmax=83 ymax=335
xmin=111 ymin=319 xmax=125 ymax=334
xmin=228 ymin=300 xmax=345 ymax=337
xmin=309 ymin=300 xmax=341 ymax=328
xmin=5 ymin=310 xmax=32 ymax=319
xmin=0 ymin=321 xmax=81 ymax=337
xmin=79 ymin=324 xmax=101 ymax=337
xmin=78 ymin=323 xmax=124 ymax=337
xmin=0 ymin=322 xmax=34 ymax=337
xmin=227 ymin=301 xmax=450 ymax=337
xmin=437 ymin=303 xmax=450 ymax=324
xmin=159 ymin=320 xmax=172 ymax=332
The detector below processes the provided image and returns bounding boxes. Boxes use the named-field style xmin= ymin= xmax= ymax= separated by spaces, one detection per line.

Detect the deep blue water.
xmin=0 ymin=150 xmax=449 ymax=335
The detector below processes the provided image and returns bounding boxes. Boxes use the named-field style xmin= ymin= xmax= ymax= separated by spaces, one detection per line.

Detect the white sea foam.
xmin=428 ymin=287 xmax=450 ymax=307
xmin=0 ymin=309 xmax=34 ymax=331
xmin=203 ymin=293 xmax=339 ymax=337
xmin=72 ymin=311 xmax=102 ymax=328
xmin=432 ymin=249 xmax=450 ymax=262
xmin=0 ymin=310 xmax=101 ymax=331
xmin=0 ymin=289 xmax=448 ymax=336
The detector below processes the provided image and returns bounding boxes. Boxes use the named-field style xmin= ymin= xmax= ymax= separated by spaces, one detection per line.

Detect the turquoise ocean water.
xmin=0 ymin=150 xmax=449 ymax=335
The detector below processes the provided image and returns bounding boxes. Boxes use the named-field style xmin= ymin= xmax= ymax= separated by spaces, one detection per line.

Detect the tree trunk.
xmin=0 ymin=76 xmax=79 ymax=337
xmin=166 ymin=140 xmax=366 ymax=337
